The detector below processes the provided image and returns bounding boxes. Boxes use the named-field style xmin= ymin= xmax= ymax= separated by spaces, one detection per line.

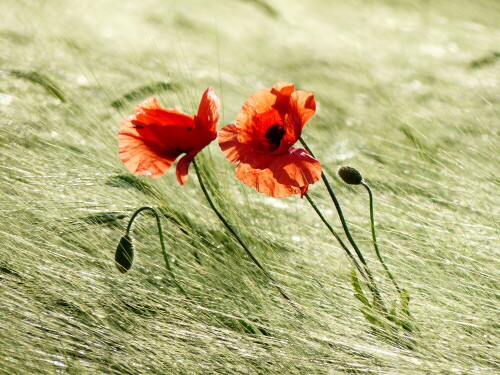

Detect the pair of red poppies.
xmin=118 ymin=82 xmax=322 ymax=198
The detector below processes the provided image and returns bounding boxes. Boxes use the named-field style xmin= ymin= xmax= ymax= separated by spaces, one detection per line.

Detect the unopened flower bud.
xmin=338 ymin=166 xmax=363 ymax=185
xmin=115 ymin=234 xmax=134 ymax=273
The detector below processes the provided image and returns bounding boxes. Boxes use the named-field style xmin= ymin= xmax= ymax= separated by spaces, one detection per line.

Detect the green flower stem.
xmin=192 ymin=159 xmax=299 ymax=311
xmin=361 ymin=181 xmax=401 ymax=295
xmin=126 ymin=206 xmax=187 ymax=296
xmin=299 ymin=137 xmax=368 ymax=265
xmin=304 ymin=193 xmax=367 ymax=280
xmin=299 ymin=137 xmax=384 ymax=309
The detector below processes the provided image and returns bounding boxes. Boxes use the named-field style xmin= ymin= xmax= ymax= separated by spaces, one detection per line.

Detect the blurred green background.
xmin=0 ymin=0 xmax=498 ymax=374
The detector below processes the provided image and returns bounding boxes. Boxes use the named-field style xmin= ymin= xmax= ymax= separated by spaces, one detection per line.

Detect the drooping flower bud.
xmin=337 ymin=166 xmax=363 ymax=185
xmin=115 ymin=234 xmax=134 ymax=273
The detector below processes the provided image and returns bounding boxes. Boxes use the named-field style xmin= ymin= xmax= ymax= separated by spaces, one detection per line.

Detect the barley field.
xmin=0 ymin=0 xmax=498 ymax=374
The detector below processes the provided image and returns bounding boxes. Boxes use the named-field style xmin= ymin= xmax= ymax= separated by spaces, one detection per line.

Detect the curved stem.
xmin=361 ymin=181 xmax=401 ymax=295
xmin=299 ymin=137 xmax=367 ymax=265
xmin=192 ymin=159 xmax=299 ymax=311
xmin=304 ymin=193 xmax=367 ymax=281
xmin=299 ymin=137 xmax=385 ymax=309
xmin=126 ymin=206 xmax=187 ymax=296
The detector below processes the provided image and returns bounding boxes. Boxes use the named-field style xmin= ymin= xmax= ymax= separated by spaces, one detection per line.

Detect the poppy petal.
xmin=241 ymin=89 xmax=277 ymax=115
xmin=133 ymin=97 xmax=195 ymax=128
xmin=218 ymin=124 xmax=242 ymax=163
xmin=236 ymin=83 xmax=295 ymax=142
xmin=288 ymin=90 xmax=316 ymax=134
xmin=135 ymin=97 xmax=163 ymax=110
xmin=118 ymin=119 xmax=180 ymax=178
xmin=271 ymin=82 xmax=294 ymax=113
xmin=235 ymin=148 xmax=322 ymax=198
xmin=195 ymin=87 xmax=220 ymax=133
xmin=219 ymin=83 xmax=320 ymax=198
xmin=219 ymin=124 xmax=259 ymax=164
xmin=299 ymin=185 xmax=308 ymax=198
xmin=265 ymin=147 xmax=322 ymax=188
xmin=236 ymin=162 xmax=302 ymax=198
xmin=175 ymin=148 xmax=202 ymax=185
xmin=271 ymin=82 xmax=294 ymax=97
xmin=118 ymin=91 xmax=220 ymax=184
xmin=235 ymin=87 xmax=287 ymax=146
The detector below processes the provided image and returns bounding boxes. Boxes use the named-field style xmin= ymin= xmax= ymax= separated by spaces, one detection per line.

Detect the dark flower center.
xmin=265 ymin=124 xmax=285 ymax=150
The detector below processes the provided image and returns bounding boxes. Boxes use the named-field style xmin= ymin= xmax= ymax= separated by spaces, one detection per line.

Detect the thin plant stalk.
xmin=361 ymin=181 xmax=401 ymax=295
xmin=127 ymin=209 xmax=276 ymax=329
xmin=299 ymin=136 xmax=384 ymax=309
xmin=304 ymin=193 xmax=367 ymax=280
xmin=299 ymin=137 xmax=367 ymax=265
xmin=126 ymin=206 xmax=187 ymax=296
xmin=192 ymin=159 xmax=299 ymax=311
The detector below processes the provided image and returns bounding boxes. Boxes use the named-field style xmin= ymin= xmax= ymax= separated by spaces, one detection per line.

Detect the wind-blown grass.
xmin=1 ymin=0 xmax=498 ymax=373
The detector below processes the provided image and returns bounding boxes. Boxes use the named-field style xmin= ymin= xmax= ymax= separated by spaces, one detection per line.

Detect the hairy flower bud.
xmin=115 ymin=234 xmax=134 ymax=273
xmin=338 ymin=165 xmax=363 ymax=185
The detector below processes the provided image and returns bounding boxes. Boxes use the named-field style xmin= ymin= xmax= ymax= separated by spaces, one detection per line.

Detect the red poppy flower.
xmin=218 ymin=82 xmax=322 ymax=198
xmin=118 ymin=88 xmax=220 ymax=184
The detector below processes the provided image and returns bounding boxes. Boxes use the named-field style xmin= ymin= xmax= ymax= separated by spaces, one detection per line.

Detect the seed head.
xmin=115 ymin=234 xmax=134 ymax=273
xmin=338 ymin=165 xmax=363 ymax=185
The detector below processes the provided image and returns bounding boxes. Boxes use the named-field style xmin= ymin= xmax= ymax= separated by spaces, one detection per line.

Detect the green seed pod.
xmin=115 ymin=234 xmax=134 ymax=273
xmin=338 ymin=165 xmax=363 ymax=185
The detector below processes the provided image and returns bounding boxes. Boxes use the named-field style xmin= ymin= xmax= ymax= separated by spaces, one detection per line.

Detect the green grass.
xmin=1 ymin=0 xmax=499 ymax=373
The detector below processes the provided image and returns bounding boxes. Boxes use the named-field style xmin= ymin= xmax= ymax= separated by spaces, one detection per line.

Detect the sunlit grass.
xmin=1 ymin=0 xmax=498 ymax=373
